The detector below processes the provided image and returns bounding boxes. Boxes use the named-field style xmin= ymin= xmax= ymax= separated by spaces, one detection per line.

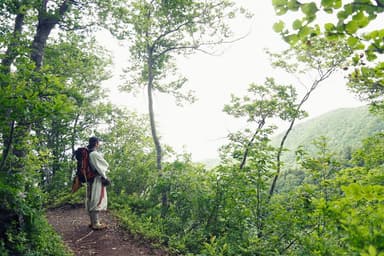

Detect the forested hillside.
xmin=1 ymin=1 xmax=384 ymax=256
xmin=273 ymin=105 xmax=384 ymax=164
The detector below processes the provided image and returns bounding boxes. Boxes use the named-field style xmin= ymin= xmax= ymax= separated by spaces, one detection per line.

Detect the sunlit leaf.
xmin=301 ymin=2 xmax=318 ymax=16
xmin=324 ymin=23 xmax=335 ymax=32
xmin=292 ymin=19 xmax=302 ymax=30
xmin=345 ymin=20 xmax=358 ymax=34
xmin=273 ymin=20 xmax=285 ymax=33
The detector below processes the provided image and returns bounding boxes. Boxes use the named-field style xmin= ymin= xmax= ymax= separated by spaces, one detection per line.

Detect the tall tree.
xmin=109 ymin=0 xmax=246 ymax=213
xmin=221 ymin=78 xmax=300 ymax=244
xmin=267 ymin=37 xmax=352 ymax=197
xmin=112 ymin=0 xmax=245 ymax=171
xmin=0 ymin=1 xmax=113 ymax=253
xmin=223 ymin=78 xmax=300 ymax=169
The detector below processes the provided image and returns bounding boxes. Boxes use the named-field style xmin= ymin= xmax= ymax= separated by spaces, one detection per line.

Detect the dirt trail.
xmin=46 ymin=205 xmax=169 ymax=256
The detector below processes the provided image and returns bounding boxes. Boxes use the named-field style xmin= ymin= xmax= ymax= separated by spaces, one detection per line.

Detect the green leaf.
xmin=321 ymin=0 xmax=333 ymax=8
xmin=272 ymin=0 xmax=286 ymax=5
xmin=273 ymin=21 xmax=285 ymax=33
xmin=334 ymin=0 xmax=342 ymax=9
xmin=368 ymin=245 xmax=377 ymax=256
xmin=324 ymin=7 xmax=333 ymax=14
xmin=347 ymin=36 xmax=359 ymax=47
xmin=292 ymin=19 xmax=302 ymax=30
xmin=324 ymin=23 xmax=335 ymax=32
xmin=273 ymin=0 xmax=288 ymax=15
xmin=363 ymin=30 xmax=378 ymax=40
xmin=337 ymin=10 xmax=348 ymax=20
xmin=287 ymin=0 xmax=300 ymax=10
xmin=284 ymin=34 xmax=299 ymax=44
xmin=301 ymin=2 xmax=318 ymax=16
xmin=353 ymin=12 xmax=369 ymax=28
xmin=321 ymin=0 xmax=342 ymax=9
xmin=298 ymin=26 xmax=311 ymax=38
xmin=378 ymin=29 xmax=384 ymax=38
xmin=366 ymin=50 xmax=377 ymax=61
xmin=345 ymin=20 xmax=358 ymax=34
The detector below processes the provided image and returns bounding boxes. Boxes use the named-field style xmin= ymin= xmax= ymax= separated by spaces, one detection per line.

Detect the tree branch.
xmin=239 ymin=118 xmax=266 ymax=170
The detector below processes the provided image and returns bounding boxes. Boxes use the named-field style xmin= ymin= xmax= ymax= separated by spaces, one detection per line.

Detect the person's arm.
xmin=89 ymin=151 xmax=109 ymax=179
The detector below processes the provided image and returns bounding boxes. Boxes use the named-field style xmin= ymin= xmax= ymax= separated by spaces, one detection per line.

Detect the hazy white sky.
xmin=100 ymin=0 xmax=363 ymax=161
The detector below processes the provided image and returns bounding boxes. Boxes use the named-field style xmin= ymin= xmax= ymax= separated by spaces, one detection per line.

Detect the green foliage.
xmin=272 ymin=0 xmax=384 ymax=112
xmin=224 ymin=78 xmax=302 ymax=123
xmin=110 ymin=155 xmax=217 ymax=254
xmin=2 ymin=1 xmax=384 ymax=255
xmin=116 ymin=0 xmax=243 ymax=101
xmin=0 ymin=171 xmax=71 ymax=255
xmin=0 ymin=1 xmax=116 ymax=254
xmin=101 ymin=109 xmax=156 ymax=195
xmin=352 ymin=132 xmax=384 ymax=168
xmin=332 ymin=130 xmax=384 ymax=254
xmin=330 ymin=183 xmax=384 ymax=254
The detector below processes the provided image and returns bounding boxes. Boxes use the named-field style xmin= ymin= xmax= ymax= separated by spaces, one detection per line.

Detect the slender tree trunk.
xmin=147 ymin=54 xmax=162 ymax=171
xmin=269 ymin=68 xmax=335 ymax=198
xmin=269 ymin=88 xmax=314 ymax=198
xmin=146 ymin=48 xmax=168 ymax=216
xmin=239 ymin=119 xmax=265 ymax=169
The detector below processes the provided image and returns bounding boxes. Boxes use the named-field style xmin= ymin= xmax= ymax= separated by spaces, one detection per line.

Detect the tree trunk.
xmin=0 ymin=1 xmax=73 ymax=243
xmin=31 ymin=0 xmax=71 ymax=70
xmin=239 ymin=119 xmax=265 ymax=170
xmin=147 ymin=56 xmax=162 ymax=172
xmin=147 ymin=48 xmax=168 ymax=216
xmin=269 ymin=68 xmax=334 ymax=198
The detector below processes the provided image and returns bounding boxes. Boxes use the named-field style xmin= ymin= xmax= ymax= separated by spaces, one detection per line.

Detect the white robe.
xmin=86 ymin=150 xmax=109 ymax=212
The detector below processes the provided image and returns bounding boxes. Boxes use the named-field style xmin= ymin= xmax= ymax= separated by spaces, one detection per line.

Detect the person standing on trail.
xmin=86 ymin=136 xmax=111 ymax=230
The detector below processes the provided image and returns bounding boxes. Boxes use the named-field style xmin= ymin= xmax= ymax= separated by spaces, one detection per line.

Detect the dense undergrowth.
xmin=4 ymin=117 xmax=384 ymax=256
xmin=0 ymin=177 xmax=72 ymax=256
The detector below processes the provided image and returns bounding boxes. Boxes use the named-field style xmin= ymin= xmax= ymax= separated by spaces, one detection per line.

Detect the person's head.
xmin=88 ymin=136 xmax=100 ymax=150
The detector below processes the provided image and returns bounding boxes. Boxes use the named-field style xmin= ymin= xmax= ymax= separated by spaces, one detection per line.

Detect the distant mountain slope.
xmin=200 ymin=106 xmax=384 ymax=168
xmin=273 ymin=105 xmax=384 ymax=162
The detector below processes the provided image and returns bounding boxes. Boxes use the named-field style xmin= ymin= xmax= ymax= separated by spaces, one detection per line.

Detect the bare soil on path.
xmin=46 ymin=205 xmax=170 ymax=256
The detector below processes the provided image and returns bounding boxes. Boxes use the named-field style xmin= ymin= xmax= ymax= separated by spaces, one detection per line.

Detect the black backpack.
xmin=74 ymin=147 xmax=98 ymax=183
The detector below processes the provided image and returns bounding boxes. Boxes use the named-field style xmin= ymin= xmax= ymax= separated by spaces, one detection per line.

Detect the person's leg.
xmin=86 ymin=182 xmax=93 ymax=227
xmin=91 ymin=211 xmax=106 ymax=230
xmin=88 ymin=210 xmax=94 ymax=227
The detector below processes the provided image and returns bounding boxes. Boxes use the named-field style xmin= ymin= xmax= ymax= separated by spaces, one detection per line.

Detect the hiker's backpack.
xmin=74 ymin=147 xmax=98 ymax=183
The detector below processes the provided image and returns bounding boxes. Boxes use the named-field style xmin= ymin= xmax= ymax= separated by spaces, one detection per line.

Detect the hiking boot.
xmin=91 ymin=223 xmax=107 ymax=230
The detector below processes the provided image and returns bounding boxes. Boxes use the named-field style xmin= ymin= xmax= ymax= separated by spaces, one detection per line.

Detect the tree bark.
xmin=147 ymin=53 xmax=162 ymax=172
xmin=239 ymin=119 xmax=265 ymax=170
xmin=146 ymin=44 xmax=168 ymax=216
xmin=31 ymin=0 xmax=72 ymax=70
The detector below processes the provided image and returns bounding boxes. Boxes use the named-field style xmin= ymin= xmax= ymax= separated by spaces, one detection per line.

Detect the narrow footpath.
xmin=46 ymin=205 xmax=169 ymax=256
